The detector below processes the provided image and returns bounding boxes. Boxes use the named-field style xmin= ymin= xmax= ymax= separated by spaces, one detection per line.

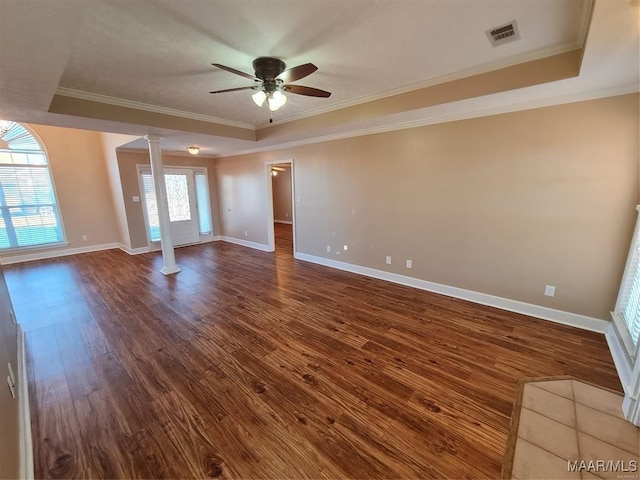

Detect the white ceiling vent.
xmin=486 ymin=20 xmax=520 ymax=47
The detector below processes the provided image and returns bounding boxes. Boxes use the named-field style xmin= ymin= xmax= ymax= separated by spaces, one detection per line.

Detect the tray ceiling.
xmin=0 ymin=0 xmax=637 ymax=157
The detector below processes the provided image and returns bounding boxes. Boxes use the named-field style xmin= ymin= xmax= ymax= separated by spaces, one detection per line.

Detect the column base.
xmin=160 ymin=265 xmax=182 ymax=275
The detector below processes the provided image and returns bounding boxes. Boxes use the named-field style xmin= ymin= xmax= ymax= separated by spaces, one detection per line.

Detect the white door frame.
xmin=265 ymin=159 xmax=295 ymax=254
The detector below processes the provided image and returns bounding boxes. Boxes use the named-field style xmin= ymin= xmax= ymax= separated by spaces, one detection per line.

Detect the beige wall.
xmin=217 ymin=156 xmax=271 ymax=244
xmin=0 ymin=265 xmax=20 ymax=479
xmin=116 ymin=151 xmax=221 ymax=249
xmin=272 ymin=166 xmax=292 ymax=223
xmin=33 ymin=124 xmax=119 ymax=248
xmin=216 ymin=94 xmax=639 ymax=320
xmin=100 ymin=133 xmax=140 ymax=248
xmin=0 ymin=124 xmax=120 ymax=261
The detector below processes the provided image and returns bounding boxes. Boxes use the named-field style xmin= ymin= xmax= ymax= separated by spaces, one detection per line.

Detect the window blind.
xmin=195 ymin=173 xmax=212 ymax=235
xmin=141 ymin=172 xmax=161 ymax=241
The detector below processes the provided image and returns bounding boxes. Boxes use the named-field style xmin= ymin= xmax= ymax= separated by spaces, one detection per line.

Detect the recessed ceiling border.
xmin=230 ymin=85 xmax=638 ymax=159
xmin=55 ymin=87 xmax=255 ymax=130
xmin=257 ymin=40 xmax=588 ymax=129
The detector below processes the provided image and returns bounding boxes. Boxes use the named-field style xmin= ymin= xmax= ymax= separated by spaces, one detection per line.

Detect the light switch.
xmin=132 ymin=196 xmax=140 ymax=203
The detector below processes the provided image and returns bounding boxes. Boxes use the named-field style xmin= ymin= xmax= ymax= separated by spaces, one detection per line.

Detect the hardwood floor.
xmin=4 ymin=241 xmax=620 ymax=479
xmin=274 ymin=222 xmax=293 ymax=255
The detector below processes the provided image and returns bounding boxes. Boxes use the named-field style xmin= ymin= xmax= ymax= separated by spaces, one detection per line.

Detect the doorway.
xmin=266 ymin=160 xmax=294 ymax=255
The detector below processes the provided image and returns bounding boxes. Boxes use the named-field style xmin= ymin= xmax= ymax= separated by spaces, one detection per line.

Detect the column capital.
xmin=144 ymin=134 xmax=163 ymax=143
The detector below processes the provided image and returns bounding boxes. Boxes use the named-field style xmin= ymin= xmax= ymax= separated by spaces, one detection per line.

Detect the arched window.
xmin=0 ymin=121 xmax=65 ymax=249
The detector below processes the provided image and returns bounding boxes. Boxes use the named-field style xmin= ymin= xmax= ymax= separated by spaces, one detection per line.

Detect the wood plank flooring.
xmin=4 ymin=228 xmax=621 ymax=478
xmin=274 ymin=222 xmax=293 ymax=255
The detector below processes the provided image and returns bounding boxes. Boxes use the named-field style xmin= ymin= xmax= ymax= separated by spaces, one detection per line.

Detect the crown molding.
xmin=54 ymin=87 xmax=255 ymax=130
xmin=577 ymin=0 xmax=595 ymax=50
xmin=227 ymin=84 xmax=639 ymax=158
xmin=256 ymin=41 xmax=585 ymax=129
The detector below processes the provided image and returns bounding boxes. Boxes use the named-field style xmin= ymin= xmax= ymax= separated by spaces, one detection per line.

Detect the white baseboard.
xmin=17 ymin=325 xmax=33 ymax=479
xmin=274 ymin=220 xmax=293 ymax=225
xmin=218 ymin=236 xmax=272 ymax=252
xmin=213 ymin=235 xmax=224 ymax=241
xmin=119 ymin=238 xmax=217 ymax=256
xmin=294 ymin=252 xmax=609 ymax=334
xmin=118 ymin=244 xmax=151 ymax=255
xmin=0 ymin=242 xmax=119 ymax=265
xmin=605 ymin=322 xmax=632 ymax=394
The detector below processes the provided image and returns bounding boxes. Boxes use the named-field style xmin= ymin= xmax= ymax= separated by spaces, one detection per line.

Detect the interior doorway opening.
xmin=266 ymin=160 xmax=294 ymax=255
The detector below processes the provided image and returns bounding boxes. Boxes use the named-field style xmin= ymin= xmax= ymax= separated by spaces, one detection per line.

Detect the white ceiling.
xmin=0 ymin=0 xmax=637 ymax=157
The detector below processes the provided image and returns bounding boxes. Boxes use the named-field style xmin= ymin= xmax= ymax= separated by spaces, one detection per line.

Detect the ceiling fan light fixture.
xmin=268 ymin=91 xmax=287 ymax=111
xmin=252 ymin=90 xmax=267 ymax=107
xmin=187 ymin=146 xmax=200 ymax=155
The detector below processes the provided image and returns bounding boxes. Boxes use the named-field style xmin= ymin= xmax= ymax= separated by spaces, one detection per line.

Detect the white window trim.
xmin=605 ymin=206 xmax=640 ymax=426
xmin=612 ymin=205 xmax=640 ymax=359
xmin=0 ymin=126 xmax=68 ymax=253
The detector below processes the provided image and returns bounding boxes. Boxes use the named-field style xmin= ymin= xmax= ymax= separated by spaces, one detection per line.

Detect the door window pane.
xmin=164 ymin=174 xmax=191 ymax=222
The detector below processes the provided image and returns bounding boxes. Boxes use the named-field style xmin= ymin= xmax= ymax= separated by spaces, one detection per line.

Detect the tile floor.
xmin=508 ymin=379 xmax=639 ymax=480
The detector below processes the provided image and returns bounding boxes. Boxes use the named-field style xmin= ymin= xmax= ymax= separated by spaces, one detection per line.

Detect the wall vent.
xmin=486 ymin=20 xmax=520 ymax=47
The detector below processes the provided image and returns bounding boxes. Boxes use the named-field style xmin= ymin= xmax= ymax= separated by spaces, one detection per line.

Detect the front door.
xmin=163 ymin=168 xmax=200 ymax=246
xmin=140 ymin=167 xmax=200 ymax=246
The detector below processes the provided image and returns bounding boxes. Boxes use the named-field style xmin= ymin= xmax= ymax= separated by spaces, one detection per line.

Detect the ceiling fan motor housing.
xmin=253 ymin=57 xmax=286 ymax=81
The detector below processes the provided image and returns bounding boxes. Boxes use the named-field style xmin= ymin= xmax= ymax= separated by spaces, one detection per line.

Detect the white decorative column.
xmin=145 ymin=135 xmax=181 ymax=275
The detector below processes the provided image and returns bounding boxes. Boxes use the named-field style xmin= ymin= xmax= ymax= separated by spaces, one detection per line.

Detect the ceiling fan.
xmin=210 ymin=57 xmax=331 ymax=113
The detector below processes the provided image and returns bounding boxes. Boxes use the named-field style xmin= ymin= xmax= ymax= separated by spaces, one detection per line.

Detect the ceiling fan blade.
xmin=276 ymin=63 xmax=318 ymax=83
xmin=212 ymin=63 xmax=260 ymax=81
xmin=209 ymin=86 xmax=256 ymax=94
xmin=284 ymin=84 xmax=331 ymax=98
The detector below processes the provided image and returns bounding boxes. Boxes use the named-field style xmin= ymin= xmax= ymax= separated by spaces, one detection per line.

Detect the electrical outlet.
xmin=326 ymin=245 xmax=331 ymax=253
xmin=82 ymin=235 xmax=88 ymax=241
xmin=244 ymin=230 xmax=248 ymax=237
xmin=385 ymin=256 xmax=392 ymax=265
xmin=544 ymin=285 xmax=556 ymax=297
xmin=406 ymin=259 xmax=413 ymax=269
xmin=343 ymin=245 xmax=348 ymax=251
